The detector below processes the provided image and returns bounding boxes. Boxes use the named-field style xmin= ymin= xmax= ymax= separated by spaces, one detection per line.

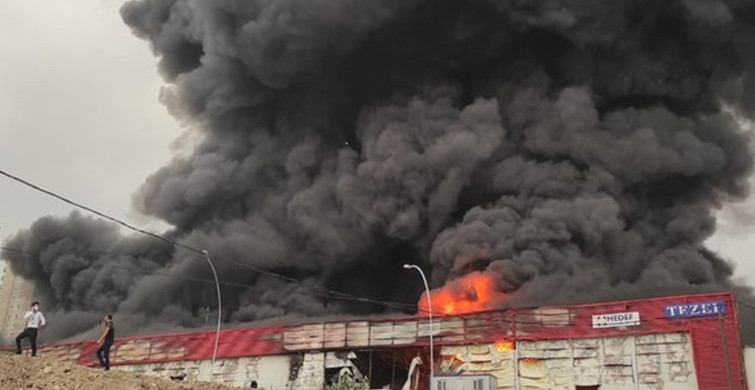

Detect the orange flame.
xmin=520 ymin=358 xmax=541 ymax=364
xmin=494 ymin=339 xmax=514 ymax=352
xmin=418 ymin=272 xmax=505 ymax=315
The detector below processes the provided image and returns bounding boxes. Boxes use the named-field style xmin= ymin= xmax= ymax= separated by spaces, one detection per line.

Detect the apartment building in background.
xmin=0 ymin=264 xmax=35 ymax=342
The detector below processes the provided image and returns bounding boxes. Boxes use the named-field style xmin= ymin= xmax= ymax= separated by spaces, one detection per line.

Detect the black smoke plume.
xmin=3 ymin=0 xmax=755 ymax=342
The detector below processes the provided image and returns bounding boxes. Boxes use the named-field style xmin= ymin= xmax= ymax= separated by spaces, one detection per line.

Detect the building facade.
xmin=34 ymin=292 xmax=746 ymax=390
xmin=0 ymin=265 xmax=35 ymax=342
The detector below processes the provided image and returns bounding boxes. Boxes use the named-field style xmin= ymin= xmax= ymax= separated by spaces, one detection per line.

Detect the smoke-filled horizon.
xmin=3 ymin=0 xmax=755 ymax=342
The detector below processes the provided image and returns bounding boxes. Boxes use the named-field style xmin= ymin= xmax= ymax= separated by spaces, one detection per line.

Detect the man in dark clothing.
xmin=96 ymin=314 xmax=115 ymax=371
xmin=15 ymin=301 xmax=46 ymax=356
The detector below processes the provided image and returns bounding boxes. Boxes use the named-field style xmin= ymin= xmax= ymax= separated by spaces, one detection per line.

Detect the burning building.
xmin=31 ymin=292 xmax=749 ymax=390
xmin=1 ymin=0 xmax=751 ymax=386
xmin=3 ymin=0 xmax=755 ymax=345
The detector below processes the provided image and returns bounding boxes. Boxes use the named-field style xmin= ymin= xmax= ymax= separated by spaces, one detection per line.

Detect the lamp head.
xmin=403 ymin=264 xmax=412 ymax=269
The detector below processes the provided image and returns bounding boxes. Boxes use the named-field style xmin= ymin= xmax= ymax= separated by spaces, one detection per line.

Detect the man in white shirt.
xmin=15 ymin=301 xmax=46 ymax=356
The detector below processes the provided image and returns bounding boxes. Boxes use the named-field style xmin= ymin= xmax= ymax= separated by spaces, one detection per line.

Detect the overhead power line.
xmin=0 ymin=245 xmax=415 ymax=311
xmin=0 ymin=246 xmax=250 ymax=290
xmin=0 ymin=168 xmax=418 ymax=312
xmin=0 ymin=168 xmax=200 ymax=253
xmin=735 ymin=299 xmax=755 ymax=312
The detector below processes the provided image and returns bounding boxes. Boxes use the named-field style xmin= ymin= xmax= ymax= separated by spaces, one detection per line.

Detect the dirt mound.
xmin=0 ymin=352 xmax=238 ymax=390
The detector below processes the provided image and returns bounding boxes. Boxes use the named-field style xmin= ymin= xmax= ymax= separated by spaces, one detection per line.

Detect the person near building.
xmin=15 ymin=301 xmax=46 ymax=356
xmin=96 ymin=314 xmax=115 ymax=371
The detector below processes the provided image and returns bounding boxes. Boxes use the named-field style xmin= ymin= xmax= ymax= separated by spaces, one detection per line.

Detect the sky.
xmin=0 ymin=1 xmax=753 ymax=288
xmin=0 ymin=1 xmax=177 ymax=272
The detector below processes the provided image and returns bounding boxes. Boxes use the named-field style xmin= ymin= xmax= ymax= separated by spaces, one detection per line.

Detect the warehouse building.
xmin=35 ymin=292 xmax=746 ymax=390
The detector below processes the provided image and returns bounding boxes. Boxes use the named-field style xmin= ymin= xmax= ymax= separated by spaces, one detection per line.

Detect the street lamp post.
xmin=201 ymin=250 xmax=222 ymax=364
xmin=403 ymin=264 xmax=434 ymax=383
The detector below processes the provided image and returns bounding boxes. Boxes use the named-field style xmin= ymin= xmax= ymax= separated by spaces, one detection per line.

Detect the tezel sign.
xmin=591 ymin=311 xmax=641 ymax=329
xmin=664 ymin=300 xmax=727 ymax=319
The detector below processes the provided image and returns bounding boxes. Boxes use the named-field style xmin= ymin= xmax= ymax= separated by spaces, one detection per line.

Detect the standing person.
xmin=15 ymin=301 xmax=46 ymax=356
xmin=96 ymin=314 xmax=115 ymax=371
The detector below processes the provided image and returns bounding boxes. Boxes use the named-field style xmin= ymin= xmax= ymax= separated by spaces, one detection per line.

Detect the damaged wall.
xmin=440 ymin=333 xmax=697 ymax=390
xmin=110 ymin=331 xmax=699 ymax=389
xmin=440 ymin=343 xmax=516 ymax=389
xmin=115 ymin=352 xmax=344 ymax=389
xmin=22 ymin=293 xmax=744 ymax=390
xmin=117 ymin=355 xmax=291 ymax=388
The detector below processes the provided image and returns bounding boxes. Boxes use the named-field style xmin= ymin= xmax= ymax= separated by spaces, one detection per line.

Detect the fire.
xmin=494 ymin=340 xmax=514 ymax=352
xmin=418 ymin=272 xmax=505 ymax=315
xmin=520 ymin=358 xmax=541 ymax=364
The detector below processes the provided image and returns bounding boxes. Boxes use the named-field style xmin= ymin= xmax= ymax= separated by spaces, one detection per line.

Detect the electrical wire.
xmin=5 ymin=245 xmax=751 ymax=322
xmin=0 ymin=168 xmax=199 ymax=253
xmin=0 ymin=246 xmax=252 ymax=290
xmin=0 ymin=246 xmax=415 ymax=311
xmin=228 ymin=260 xmax=416 ymax=311
xmin=0 ymin=165 xmax=414 ymax=310
xmin=735 ymin=299 xmax=755 ymax=312
xmin=0 ymin=167 xmax=424 ymax=312
xmin=3 ymin=244 xmax=418 ymax=313
xmin=0 ymin=167 xmax=423 ymax=312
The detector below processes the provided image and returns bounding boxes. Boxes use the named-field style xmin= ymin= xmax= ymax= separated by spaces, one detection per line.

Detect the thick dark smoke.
xmin=3 ymin=0 xmax=755 ymax=342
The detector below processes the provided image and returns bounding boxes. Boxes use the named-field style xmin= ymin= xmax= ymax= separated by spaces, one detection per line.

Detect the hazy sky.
xmin=0 ymin=1 xmax=176 ymax=247
xmin=0 ymin=1 xmax=753 ymax=287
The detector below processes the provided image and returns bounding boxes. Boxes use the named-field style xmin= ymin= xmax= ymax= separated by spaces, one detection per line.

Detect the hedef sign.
xmin=664 ymin=300 xmax=727 ymax=319
xmin=591 ymin=311 xmax=641 ymax=328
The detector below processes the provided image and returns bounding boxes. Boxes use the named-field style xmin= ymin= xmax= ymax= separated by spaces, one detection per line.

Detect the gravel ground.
xmin=0 ymin=352 xmax=237 ymax=390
